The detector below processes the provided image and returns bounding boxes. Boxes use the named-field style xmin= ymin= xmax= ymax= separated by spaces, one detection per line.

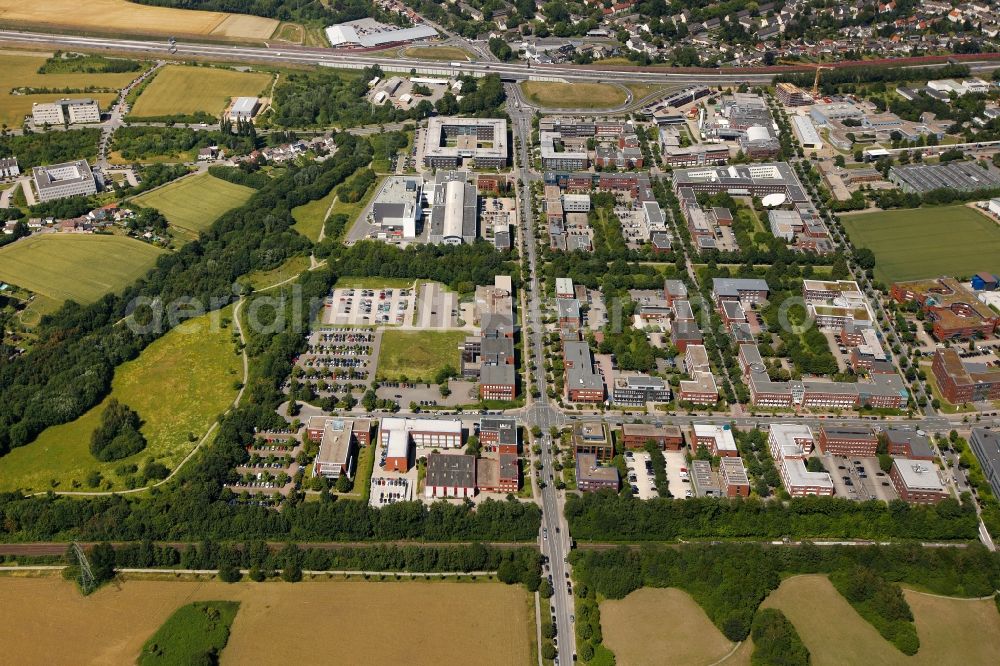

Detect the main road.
xmin=507 ymin=84 xmax=576 ymax=662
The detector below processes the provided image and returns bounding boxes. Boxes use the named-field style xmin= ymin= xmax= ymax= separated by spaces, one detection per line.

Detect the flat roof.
xmin=426 ymin=453 xmax=476 ymax=488
xmin=316 ymin=418 xmax=354 ymax=467
xmin=692 ymin=423 xmax=737 ymax=452
xmin=326 ymin=19 xmax=438 ymax=47
xmin=32 ymin=159 xmax=95 ymax=193
xmin=576 ymin=453 xmax=619 ymax=484
xmin=424 ymin=116 xmax=508 ymax=162
xmin=893 ymin=458 xmax=945 ymax=492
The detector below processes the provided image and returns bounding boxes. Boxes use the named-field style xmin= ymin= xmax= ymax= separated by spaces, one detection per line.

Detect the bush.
xmin=90 ymin=399 xmax=147 ymax=462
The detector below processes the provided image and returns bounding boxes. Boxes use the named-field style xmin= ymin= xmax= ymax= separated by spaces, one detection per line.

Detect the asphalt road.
xmin=508 ymin=86 xmax=576 ymax=662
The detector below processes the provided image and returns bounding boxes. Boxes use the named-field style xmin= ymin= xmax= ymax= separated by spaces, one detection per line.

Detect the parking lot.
xmin=623 ymin=451 xmax=657 ymax=499
xmin=294 ymin=327 xmax=379 ymax=395
xmin=369 ymin=437 xmax=418 ymax=508
xmin=324 ymin=286 xmax=415 ymax=327
xmin=663 ymin=450 xmax=692 ymax=499
xmin=824 ymin=454 xmax=897 ymax=501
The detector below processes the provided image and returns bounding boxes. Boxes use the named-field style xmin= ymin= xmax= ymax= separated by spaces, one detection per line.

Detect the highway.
xmin=0 ymin=28 xmax=777 ymax=84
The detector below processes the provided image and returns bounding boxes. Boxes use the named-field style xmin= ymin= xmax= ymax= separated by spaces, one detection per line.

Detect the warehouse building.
xmin=429 ymin=171 xmax=477 ymax=244
xmin=325 ymin=18 xmax=437 ymax=48
xmin=890 ymin=162 xmax=1000 ymax=194
xmin=228 ymin=96 xmax=261 ymax=121
xmin=32 ymin=160 xmax=97 ymax=202
xmin=369 ymin=176 xmax=423 ymax=239
xmin=791 ymin=115 xmax=823 ymax=150
xmin=425 ymin=453 xmax=476 ymax=498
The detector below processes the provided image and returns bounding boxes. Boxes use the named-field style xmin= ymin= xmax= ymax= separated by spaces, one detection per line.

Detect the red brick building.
xmin=817 ymin=426 xmax=878 ymax=457
xmin=890 ymin=458 xmax=948 ymax=504
xmin=932 ymin=348 xmax=1000 ymax=404
xmin=620 ymin=423 xmax=684 ymax=450
xmin=890 ymin=278 xmax=999 ymax=340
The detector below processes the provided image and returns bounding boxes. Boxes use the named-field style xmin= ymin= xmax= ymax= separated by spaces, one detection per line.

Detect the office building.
xmin=573 ymin=421 xmax=613 ymax=462
xmin=370 ymin=176 xmax=423 ymax=239
xmin=720 ymin=457 xmax=751 ymax=497
xmin=890 ymin=458 xmax=948 ymax=504
xmin=768 ymin=424 xmax=834 ymax=497
xmin=691 ymin=423 xmax=738 ymax=457
xmin=31 ymin=98 xmax=100 ymax=125
xmin=423 ymin=116 xmax=507 ymax=168
xmin=576 ymin=453 xmax=620 ymax=492
xmin=32 ymin=160 xmax=97 ymax=202
xmin=817 ymin=426 xmax=878 ymax=457
xmin=621 ymin=423 xmax=684 ymax=450
xmin=970 ymin=427 xmax=1000 ymax=499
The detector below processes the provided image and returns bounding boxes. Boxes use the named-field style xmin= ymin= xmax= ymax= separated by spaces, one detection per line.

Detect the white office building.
xmin=32 ymin=160 xmax=98 ymax=202
xmin=32 ymin=98 xmax=101 ymax=125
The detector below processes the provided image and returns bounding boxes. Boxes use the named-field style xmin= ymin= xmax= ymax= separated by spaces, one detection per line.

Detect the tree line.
xmin=564 ymin=492 xmax=979 ymax=542
xmin=0 ymin=128 xmax=99 ymax=171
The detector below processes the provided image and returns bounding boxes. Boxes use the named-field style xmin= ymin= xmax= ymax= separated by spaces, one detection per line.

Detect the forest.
xmin=270 ymin=67 xmax=506 ymax=128
xmin=564 ymin=491 xmax=980 ymax=542
xmin=130 ymin=0 xmax=386 ymax=25
xmin=0 ymin=129 xmax=99 ymax=170
xmin=111 ymin=125 xmax=257 ymax=160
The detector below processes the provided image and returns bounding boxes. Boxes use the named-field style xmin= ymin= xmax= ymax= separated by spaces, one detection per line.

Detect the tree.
xmin=218 ymin=560 xmax=241 ymax=583
xmin=90 ymin=399 xmax=147 ymax=462
xmin=89 ymin=542 xmax=116 ymax=584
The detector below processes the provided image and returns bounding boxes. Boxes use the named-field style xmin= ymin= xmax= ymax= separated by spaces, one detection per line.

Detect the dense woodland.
xmin=131 ymin=0 xmax=387 ymax=25
xmin=270 ymin=68 xmax=506 ymax=128
xmin=565 ymin=491 xmax=979 ymax=542
xmin=0 ymin=129 xmax=99 ymax=170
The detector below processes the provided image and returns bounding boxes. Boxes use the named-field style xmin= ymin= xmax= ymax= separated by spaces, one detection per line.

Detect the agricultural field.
xmin=761 ymin=574 xmax=1000 ymax=665
xmin=0 ymin=306 xmax=242 ymax=493
xmin=0 ymin=0 xmax=279 ymax=40
xmin=132 ymin=173 xmax=255 ymax=237
xmin=601 ymin=587 xmax=745 ymax=666
xmin=841 ymin=205 xmax=1000 ymax=283
xmin=402 ymin=45 xmax=471 ymax=61
xmin=0 ymin=578 xmax=532 ymax=666
xmin=130 ymin=65 xmax=272 ymax=118
xmin=0 ymin=234 xmax=165 ymax=305
xmin=0 ymin=50 xmax=136 ymax=126
xmin=377 ymin=330 xmax=466 ymax=382
xmin=520 ymin=81 xmax=627 ymax=109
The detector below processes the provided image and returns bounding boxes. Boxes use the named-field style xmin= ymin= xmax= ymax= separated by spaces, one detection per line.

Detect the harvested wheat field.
xmin=0 ymin=576 xmax=533 ymax=666
xmin=762 ymin=574 xmax=1000 ymax=665
xmin=601 ymin=587 xmax=745 ymax=665
xmin=0 ymin=0 xmax=278 ymax=40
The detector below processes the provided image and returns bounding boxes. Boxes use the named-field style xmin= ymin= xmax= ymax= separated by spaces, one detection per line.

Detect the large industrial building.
xmin=672 ymin=162 xmax=809 ymax=203
xmin=379 ymin=417 xmax=463 ymax=472
xmin=423 ymin=117 xmax=508 ymax=169
xmin=32 ymin=160 xmax=97 ymax=202
xmin=325 ymin=18 xmax=437 ymax=48
xmin=429 ymin=171 xmax=477 ymax=244
xmin=31 ymin=98 xmax=100 ymax=125
xmin=369 ymin=176 xmax=423 ymax=239
xmin=889 ymin=161 xmax=1000 ymax=194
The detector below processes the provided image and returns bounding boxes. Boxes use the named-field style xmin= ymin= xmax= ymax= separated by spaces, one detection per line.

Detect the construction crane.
xmin=777 ymin=60 xmax=833 ymax=98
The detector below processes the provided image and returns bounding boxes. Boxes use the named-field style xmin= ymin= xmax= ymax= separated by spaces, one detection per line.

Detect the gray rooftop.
xmin=426 ymin=453 xmax=476 ymax=488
